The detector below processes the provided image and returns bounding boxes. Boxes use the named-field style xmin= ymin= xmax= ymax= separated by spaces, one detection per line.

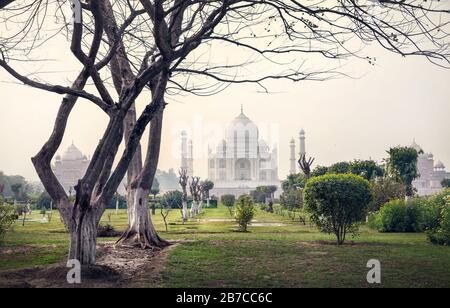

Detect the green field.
xmin=1 ymin=206 xmax=449 ymax=288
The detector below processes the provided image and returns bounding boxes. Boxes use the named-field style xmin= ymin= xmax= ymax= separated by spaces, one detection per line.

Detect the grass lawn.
xmin=1 ymin=205 xmax=449 ymax=288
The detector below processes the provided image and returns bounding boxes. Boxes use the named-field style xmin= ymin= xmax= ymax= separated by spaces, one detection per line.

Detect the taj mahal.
xmin=53 ymin=142 xmax=90 ymax=194
xmin=182 ymin=107 xmax=282 ymax=198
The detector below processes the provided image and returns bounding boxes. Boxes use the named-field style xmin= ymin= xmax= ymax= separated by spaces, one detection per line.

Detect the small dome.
xmin=435 ymin=161 xmax=445 ymax=169
xmin=300 ymin=129 xmax=305 ymax=135
xmin=62 ymin=143 xmax=84 ymax=161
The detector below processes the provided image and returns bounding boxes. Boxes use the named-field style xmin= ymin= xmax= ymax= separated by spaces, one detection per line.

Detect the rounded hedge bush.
xmin=304 ymin=173 xmax=372 ymax=245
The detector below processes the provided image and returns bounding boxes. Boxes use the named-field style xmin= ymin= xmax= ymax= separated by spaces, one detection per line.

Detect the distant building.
xmin=53 ymin=143 xmax=90 ymax=194
xmin=206 ymin=107 xmax=280 ymax=198
xmin=412 ymin=140 xmax=450 ymax=196
xmin=181 ymin=131 xmax=194 ymax=177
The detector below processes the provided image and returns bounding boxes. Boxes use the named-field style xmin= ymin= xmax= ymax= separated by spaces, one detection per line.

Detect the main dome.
xmin=62 ymin=143 xmax=85 ymax=161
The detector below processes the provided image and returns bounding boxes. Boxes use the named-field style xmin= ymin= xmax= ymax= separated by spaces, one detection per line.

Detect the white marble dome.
xmin=62 ymin=143 xmax=84 ymax=161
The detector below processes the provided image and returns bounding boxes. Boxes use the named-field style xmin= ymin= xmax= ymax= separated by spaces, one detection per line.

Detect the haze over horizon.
xmin=1 ymin=41 xmax=449 ymax=183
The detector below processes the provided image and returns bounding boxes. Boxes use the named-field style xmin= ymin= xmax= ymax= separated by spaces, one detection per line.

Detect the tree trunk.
xmin=190 ymin=201 xmax=199 ymax=217
xmin=182 ymin=200 xmax=188 ymax=222
xmin=117 ymin=188 xmax=167 ymax=248
xmin=68 ymin=207 xmax=101 ymax=265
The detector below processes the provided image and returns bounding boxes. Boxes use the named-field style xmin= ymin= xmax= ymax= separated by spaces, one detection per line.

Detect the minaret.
xmin=181 ymin=131 xmax=188 ymax=172
xmin=299 ymin=129 xmax=306 ymax=157
xmin=188 ymin=139 xmax=194 ymax=176
xmin=181 ymin=131 xmax=194 ymax=176
xmin=289 ymin=138 xmax=296 ymax=174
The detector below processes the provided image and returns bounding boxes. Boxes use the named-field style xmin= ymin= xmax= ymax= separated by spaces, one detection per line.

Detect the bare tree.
xmin=1 ymin=0 xmax=449 ymax=265
xmin=178 ymin=169 xmax=189 ymax=222
xmin=298 ymin=154 xmax=315 ymax=179
xmin=189 ymin=176 xmax=202 ymax=217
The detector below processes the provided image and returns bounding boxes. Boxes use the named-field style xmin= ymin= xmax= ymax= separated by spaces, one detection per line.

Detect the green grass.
xmin=1 ymin=205 xmax=449 ymax=287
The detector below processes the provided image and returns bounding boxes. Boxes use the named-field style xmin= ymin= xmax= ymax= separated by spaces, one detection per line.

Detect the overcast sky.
xmin=0 ymin=10 xmax=449 ymax=182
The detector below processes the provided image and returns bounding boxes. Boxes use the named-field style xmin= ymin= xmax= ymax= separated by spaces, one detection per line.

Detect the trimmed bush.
xmin=304 ymin=174 xmax=372 ymax=245
xmin=235 ymin=195 xmax=255 ymax=232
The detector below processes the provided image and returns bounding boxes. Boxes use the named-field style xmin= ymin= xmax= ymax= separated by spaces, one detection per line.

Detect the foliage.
xmin=37 ymin=191 xmax=53 ymax=210
xmin=221 ymin=194 xmax=236 ymax=216
xmin=441 ymin=179 xmax=450 ymax=188
xmin=386 ymin=146 xmax=420 ymax=197
xmin=328 ymin=162 xmax=351 ymax=174
xmin=161 ymin=191 xmax=183 ymax=209
xmin=0 ymin=205 xmax=16 ymax=244
xmin=282 ymin=173 xmax=307 ymax=192
xmin=280 ymin=189 xmax=303 ymax=212
xmin=304 ymin=174 xmax=372 ymax=245
xmin=349 ymin=160 xmax=384 ymax=181
xmin=369 ymin=177 xmax=405 ymax=212
xmin=427 ymin=190 xmax=450 ymax=245
xmin=369 ymin=195 xmax=444 ymax=233
xmin=311 ymin=166 xmax=329 ymax=177
xmin=150 ymin=178 xmax=160 ymax=198
xmin=107 ymin=194 xmax=127 ymax=210
xmin=15 ymin=204 xmax=29 ymax=216
xmin=221 ymin=194 xmax=236 ymax=207
xmin=235 ymin=195 xmax=256 ymax=232
xmin=201 ymin=180 xmax=215 ymax=199
xmin=250 ymin=189 xmax=266 ymax=204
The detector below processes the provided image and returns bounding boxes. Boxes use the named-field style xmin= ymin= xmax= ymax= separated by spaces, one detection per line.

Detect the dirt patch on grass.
xmin=0 ymin=244 xmax=59 ymax=255
xmin=0 ymin=241 xmax=182 ymax=288
xmin=249 ymin=222 xmax=287 ymax=227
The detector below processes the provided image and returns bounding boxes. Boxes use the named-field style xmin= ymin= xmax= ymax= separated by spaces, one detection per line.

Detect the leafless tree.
xmin=1 ymin=0 xmax=449 ymax=264
xmin=298 ymin=154 xmax=315 ymax=179
xmin=178 ymin=168 xmax=189 ymax=222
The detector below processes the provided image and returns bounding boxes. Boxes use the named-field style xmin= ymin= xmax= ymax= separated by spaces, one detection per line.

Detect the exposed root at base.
xmin=115 ymin=229 xmax=170 ymax=250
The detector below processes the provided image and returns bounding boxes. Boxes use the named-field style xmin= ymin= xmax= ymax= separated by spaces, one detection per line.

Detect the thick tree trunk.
xmin=68 ymin=207 xmax=101 ymax=265
xmin=117 ymin=188 xmax=167 ymax=248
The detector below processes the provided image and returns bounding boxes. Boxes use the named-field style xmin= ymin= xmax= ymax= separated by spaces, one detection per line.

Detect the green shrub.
xmin=235 ymin=195 xmax=255 ymax=232
xmin=273 ymin=204 xmax=284 ymax=216
xmin=221 ymin=194 xmax=236 ymax=217
xmin=304 ymin=174 xmax=372 ymax=245
xmin=280 ymin=189 xmax=303 ymax=212
xmin=427 ymin=190 xmax=450 ymax=245
xmin=259 ymin=203 xmax=268 ymax=211
xmin=370 ymin=195 xmax=445 ymax=233
xmin=0 ymin=205 xmax=16 ymax=243
xmin=161 ymin=190 xmax=183 ymax=209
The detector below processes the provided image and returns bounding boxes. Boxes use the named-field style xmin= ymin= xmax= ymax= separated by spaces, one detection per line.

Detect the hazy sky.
xmin=0 ymin=21 xmax=449 ymax=182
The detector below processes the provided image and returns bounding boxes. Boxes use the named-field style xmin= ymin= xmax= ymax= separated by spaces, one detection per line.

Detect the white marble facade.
xmin=53 ymin=143 xmax=90 ymax=194
xmin=412 ymin=140 xmax=450 ymax=196
xmin=206 ymin=108 xmax=280 ymax=198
